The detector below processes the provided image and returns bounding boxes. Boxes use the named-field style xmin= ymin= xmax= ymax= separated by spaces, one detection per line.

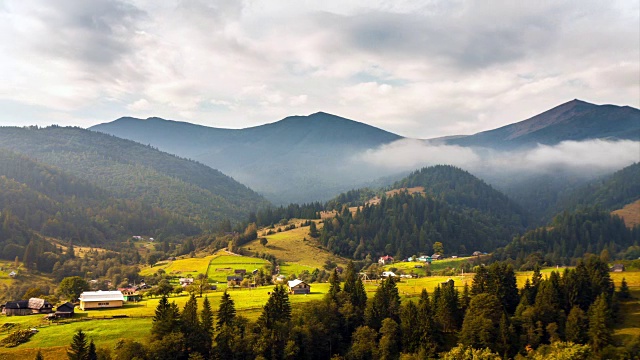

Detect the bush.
xmin=0 ymin=329 xmax=34 ymax=347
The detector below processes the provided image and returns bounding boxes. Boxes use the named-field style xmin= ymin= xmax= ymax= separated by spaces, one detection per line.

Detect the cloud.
xmin=127 ymin=98 xmax=151 ymax=111
xmin=355 ymin=139 xmax=640 ymax=176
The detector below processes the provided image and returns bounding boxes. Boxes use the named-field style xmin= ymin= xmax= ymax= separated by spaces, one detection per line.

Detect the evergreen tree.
xmin=378 ymin=318 xmax=400 ymax=360
xmin=151 ymin=295 xmax=181 ymax=339
xmin=459 ymin=293 xmax=502 ymax=353
xmin=365 ymin=277 xmax=400 ymax=331
xmin=327 ymin=269 xmax=341 ymax=303
xmin=400 ymin=301 xmax=420 ymax=353
xmin=588 ymin=294 xmax=612 ymax=352
xmin=618 ymin=277 xmax=631 ymax=300
xmin=258 ymin=285 xmax=291 ymax=330
xmin=417 ymin=289 xmax=440 ymax=355
xmin=348 ymin=326 xmax=379 ymax=360
xmin=199 ymin=297 xmax=214 ymax=359
xmin=216 ymin=291 xmax=236 ymax=331
xmin=181 ymin=293 xmax=201 ymax=356
xmin=565 ymin=306 xmax=588 ymax=344
xmin=67 ymin=329 xmax=88 ymax=360
xmin=87 ymin=340 xmax=97 ymax=360
xmin=35 ymin=350 xmax=44 ymax=360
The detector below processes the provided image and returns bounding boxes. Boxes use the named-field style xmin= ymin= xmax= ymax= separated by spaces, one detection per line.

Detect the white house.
xmin=381 ymin=271 xmax=397 ymax=278
xmin=179 ymin=278 xmax=194 ymax=287
xmin=79 ymin=291 xmax=124 ymax=310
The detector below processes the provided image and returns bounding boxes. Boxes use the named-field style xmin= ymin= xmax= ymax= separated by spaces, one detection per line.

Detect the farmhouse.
xmin=378 ymin=255 xmax=394 ymax=265
xmin=227 ymin=276 xmax=243 ymax=287
xmin=431 ymin=254 xmax=442 ymax=260
xmin=287 ymin=279 xmax=311 ymax=294
xmin=78 ymin=291 xmax=124 ymax=310
xmin=2 ymin=298 xmax=53 ymax=316
xmin=179 ymin=278 xmax=194 ymax=287
xmin=382 ymin=271 xmax=397 ymax=278
xmin=8 ymin=271 xmax=16 ymax=278
xmin=610 ymin=264 xmax=625 ymax=272
xmin=55 ymin=302 xmax=75 ymax=318
xmin=118 ymin=288 xmax=141 ymax=302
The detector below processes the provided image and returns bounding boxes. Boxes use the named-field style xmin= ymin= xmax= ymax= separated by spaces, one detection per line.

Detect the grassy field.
xmin=207 ymin=254 xmax=269 ymax=283
xmin=383 ymin=256 xmax=488 ymax=276
xmin=241 ymin=221 xmax=346 ymax=273
xmin=140 ymin=253 xmax=217 ymax=277
xmin=612 ymin=199 xmax=640 ymax=228
xmin=0 ymin=261 xmax=18 ymax=287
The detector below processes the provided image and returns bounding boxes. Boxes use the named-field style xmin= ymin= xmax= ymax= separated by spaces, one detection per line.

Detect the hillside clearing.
xmin=612 ymin=199 xmax=640 ymax=228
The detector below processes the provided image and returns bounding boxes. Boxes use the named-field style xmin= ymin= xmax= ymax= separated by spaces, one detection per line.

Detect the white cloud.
xmin=127 ymin=98 xmax=151 ymax=111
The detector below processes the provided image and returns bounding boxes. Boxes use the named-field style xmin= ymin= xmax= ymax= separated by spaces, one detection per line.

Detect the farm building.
xmin=2 ymin=298 xmax=53 ymax=316
xmin=55 ymin=302 xmax=75 ymax=318
xmin=382 ymin=271 xmax=397 ymax=278
xmin=274 ymin=275 xmax=287 ymax=284
xmin=227 ymin=276 xmax=243 ymax=287
xmin=431 ymin=254 xmax=442 ymax=260
xmin=8 ymin=271 xmax=16 ymax=278
xmin=472 ymin=251 xmax=482 ymax=256
xmin=287 ymin=279 xmax=311 ymax=294
xmin=78 ymin=291 xmax=124 ymax=310
xmin=378 ymin=255 xmax=394 ymax=265
xmin=234 ymin=269 xmax=247 ymax=275
xmin=118 ymin=288 xmax=141 ymax=302
xmin=610 ymin=264 xmax=625 ymax=272
xmin=179 ymin=278 xmax=194 ymax=287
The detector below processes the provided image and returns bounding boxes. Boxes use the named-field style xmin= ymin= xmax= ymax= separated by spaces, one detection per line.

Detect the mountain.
xmin=320 ymin=165 xmax=528 ymax=258
xmin=0 ymin=126 xmax=268 ymax=224
xmin=446 ymin=99 xmax=640 ymax=149
xmin=90 ymin=112 xmax=403 ymax=204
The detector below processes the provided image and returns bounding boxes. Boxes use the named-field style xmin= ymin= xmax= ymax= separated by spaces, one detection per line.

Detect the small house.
xmin=610 ymin=264 xmax=625 ymax=272
xmin=8 ymin=271 xmax=16 ymax=278
xmin=3 ymin=300 xmax=31 ymax=316
xmin=227 ymin=276 xmax=243 ymax=287
xmin=55 ymin=302 xmax=75 ymax=318
xmin=381 ymin=271 xmax=397 ymax=278
xmin=431 ymin=254 xmax=442 ymax=261
xmin=234 ymin=269 xmax=247 ymax=276
xmin=78 ymin=291 xmax=125 ymax=310
xmin=472 ymin=251 xmax=482 ymax=256
xmin=118 ymin=288 xmax=141 ymax=302
xmin=287 ymin=279 xmax=311 ymax=294
xmin=274 ymin=275 xmax=287 ymax=284
xmin=179 ymin=278 xmax=194 ymax=287
xmin=378 ymin=255 xmax=394 ymax=265
xmin=28 ymin=298 xmax=53 ymax=314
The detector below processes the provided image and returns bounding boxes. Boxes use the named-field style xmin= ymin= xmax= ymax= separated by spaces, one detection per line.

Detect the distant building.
xmin=610 ymin=264 xmax=625 ymax=272
xmin=227 ymin=276 xmax=243 ymax=287
xmin=378 ymin=255 xmax=394 ymax=265
xmin=79 ymin=291 xmax=124 ymax=310
xmin=431 ymin=254 xmax=442 ymax=260
xmin=287 ymin=279 xmax=311 ymax=294
xmin=179 ymin=278 xmax=194 ymax=287
xmin=234 ymin=269 xmax=247 ymax=275
xmin=55 ymin=302 xmax=75 ymax=318
xmin=381 ymin=271 xmax=397 ymax=278
xmin=8 ymin=271 xmax=16 ymax=278
xmin=2 ymin=298 xmax=53 ymax=316
xmin=472 ymin=251 xmax=482 ymax=256
xmin=118 ymin=288 xmax=141 ymax=302
xmin=274 ymin=275 xmax=287 ymax=284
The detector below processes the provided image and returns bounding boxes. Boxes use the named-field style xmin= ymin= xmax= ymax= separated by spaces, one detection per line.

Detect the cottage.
xmin=431 ymin=254 xmax=442 ymax=260
xmin=610 ymin=264 xmax=625 ymax=272
xmin=78 ymin=291 xmax=124 ymax=311
xmin=55 ymin=302 xmax=75 ymax=318
xmin=378 ymin=255 xmax=394 ymax=265
xmin=227 ymin=276 xmax=243 ymax=287
xmin=274 ymin=274 xmax=287 ymax=284
xmin=118 ymin=288 xmax=141 ymax=302
xmin=179 ymin=278 xmax=194 ymax=287
xmin=287 ymin=279 xmax=311 ymax=294
xmin=234 ymin=269 xmax=247 ymax=275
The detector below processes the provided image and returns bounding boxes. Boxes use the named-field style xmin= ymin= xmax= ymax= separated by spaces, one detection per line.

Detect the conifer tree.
xmin=87 ymin=340 xmax=97 ymax=360
xmin=182 ymin=293 xmax=201 ymax=356
xmin=216 ymin=291 xmax=236 ymax=330
xmin=400 ymin=301 xmax=420 ymax=353
xmin=35 ymin=350 xmax=44 ymax=360
xmin=588 ymin=294 xmax=612 ymax=352
xmin=618 ymin=277 xmax=631 ymax=300
xmin=67 ymin=329 xmax=88 ymax=360
xmin=327 ymin=269 xmax=341 ymax=303
xmin=151 ymin=295 xmax=181 ymax=339
xmin=418 ymin=289 xmax=440 ymax=354
xmin=378 ymin=318 xmax=400 ymax=360
xmin=258 ymin=285 xmax=291 ymax=330
xmin=365 ymin=277 xmax=400 ymax=331
xmin=565 ymin=306 xmax=588 ymax=344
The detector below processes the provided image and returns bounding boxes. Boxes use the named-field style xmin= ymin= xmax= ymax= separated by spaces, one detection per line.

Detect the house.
xmin=234 ymin=269 xmax=247 ymax=276
xmin=55 ymin=302 xmax=75 ymax=318
xmin=287 ymin=279 xmax=311 ymax=294
xmin=335 ymin=267 xmax=344 ymax=274
xmin=381 ymin=271 xmax=397 ymax=278
xmin=610 ymin=264 xmax=625 ymax=272
xmin=3 ymin=298 xmax=53 ymax=316
xmin=8 ymin=271 xmax=16 ymax=278
xmin=78 ymin=291 xmax=124 ymax=310
xmin=118 ymin=288 xmax=141 ymax=302
xmin=431 ymin=254 xmax=442 ymax=260
xmin=274 ymin=274 xmax=287 ymax=284
xmin=417 ymin=256 xmax=432 ymax=263
xmin=227 ymin=276 xmax=243 ymax=287
xmin=441 ymin=279 xmax=455 ymax=286
xmin=179 ymin=278 xmax=194 ymax=287
xmin=472 ymin=251 xmax=482 ymax=256
xmin=378 ymin=255 xmax=394 ymax=265
xmin=28 ymin=298 xmax=53 ymax=314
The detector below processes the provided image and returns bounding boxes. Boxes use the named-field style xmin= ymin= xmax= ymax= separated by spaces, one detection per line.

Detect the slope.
xmin=0 ymin=126 xmax=268 ymax=223
xmin=90 ymin=112 xmax=403 ymax=204
xmin=447 ymin=99 xmax=640 ymax=149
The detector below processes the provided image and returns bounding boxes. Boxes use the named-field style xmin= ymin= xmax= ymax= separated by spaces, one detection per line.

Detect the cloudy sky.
xmin=0 ymin=0 xmax=638 ymax=138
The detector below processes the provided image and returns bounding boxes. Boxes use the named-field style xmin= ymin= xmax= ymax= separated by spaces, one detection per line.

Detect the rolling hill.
xmin=446 ymin=99 xmax=640 ymax=149
xmin=0 ymin=126 xmax=268 ymax=224
xmin=91 ymin=112 xmax=403 ymax=204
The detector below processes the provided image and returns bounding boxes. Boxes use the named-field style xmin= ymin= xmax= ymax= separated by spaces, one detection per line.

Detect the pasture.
xmin=139 ymin=254 xmax=216 ymax=277
xmin=206 ymin=254 xmax=269 ymax=283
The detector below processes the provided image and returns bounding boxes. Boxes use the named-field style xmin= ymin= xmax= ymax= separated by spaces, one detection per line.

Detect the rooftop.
xmin=79 ymin=291 xmax=125 ymax=302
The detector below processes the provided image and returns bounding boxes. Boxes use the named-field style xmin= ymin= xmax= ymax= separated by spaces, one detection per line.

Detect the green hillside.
xmin=0 ymin=126 xmax=269 ymax=223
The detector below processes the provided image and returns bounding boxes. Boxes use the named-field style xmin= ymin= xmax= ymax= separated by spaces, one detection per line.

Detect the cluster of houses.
xmin=1 ymin=298 xmax=74 ymax=319
xmin=378 ymin=254 xmax=445 ymax=265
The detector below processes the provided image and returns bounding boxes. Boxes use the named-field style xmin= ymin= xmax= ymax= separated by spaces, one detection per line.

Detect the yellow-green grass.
xmin=242 ymin=223 xmax=343 ymax=270
xmin=206 ymin=254 xmax=269 ymax=283
xmin=384 ymin=256 xmax=485 ymax=276
xmin=140 ymin=254 xmax=216 ymax=277
xmin=613 ymin=289 xmax=640 ymax=347
xmin=0 ymin=261 xmax=17 ymax=286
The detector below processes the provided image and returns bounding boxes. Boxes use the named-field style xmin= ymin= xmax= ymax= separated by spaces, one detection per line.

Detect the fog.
xmin=355 ymin=139 xmax=640 ymax=178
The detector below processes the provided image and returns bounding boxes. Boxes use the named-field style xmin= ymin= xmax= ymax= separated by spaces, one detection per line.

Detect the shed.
xmin=382 ymin=271 xmax=397 ymax=278
xmin=378 ymin=255 xmax=394 ymax=265
xmin=179 ymin=278 xmax=194 ymax=287
xmin=28 ymin=298 xmax=53 ymax=314
xmin=234 ymin=269 xmax=247 ymax=275
xmin=431 ymin=254 xmax=442 ymax=260
xmin=3 ymin=300 xmax=31 ymax=316
xmin=227 ymin=276 xmax=243 ymax=287
xmin=55 ymin=302 xmax=75 ymax=318
xmin=79 ymin=291 xmax=125 ymax=310
xmin=287 ymin=279 xmax=311 ymax=294
xmin=118 ymin=288 xmax=141 ymax=302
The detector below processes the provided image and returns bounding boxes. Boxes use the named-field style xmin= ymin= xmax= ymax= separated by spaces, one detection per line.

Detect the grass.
xmin=613 ymin=289 xmax=640 ymax=347
xmin=140 ymin=253 xmax=216 ymax=277
xmin=384 ymin=256 xmax=488 ymax=276
xmin=206 ymin=254 xmax=269 ymax=283
xmin=612 ymin=199 xmax=640 ymax=228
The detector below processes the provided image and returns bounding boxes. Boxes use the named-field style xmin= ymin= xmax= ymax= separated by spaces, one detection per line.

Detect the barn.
xmin=55 ymin=302 xmax=75 ymax=318
xmin=79 ymin=291 xmax=124 ymax=310
xmin=287 ymin=279 xmax=311 ymax=295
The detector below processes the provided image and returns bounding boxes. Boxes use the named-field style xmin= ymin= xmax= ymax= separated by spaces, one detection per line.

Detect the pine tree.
xmin=35 ymin=350 xmax=44 ymax=360
xmin=400 ymin=300 xmax=420 ymax=353
xmin=365 ymin=277 xmax=400 ymax=331
xmin=588 ymin=294 xmax=612 ymax=352
xmin=151 ymin=295 xmax=181 ymax=339
xmin=618 ymin=277 xmax=631 ymax=300
xmin=565 ymin=306 xmax=588 ymax=344
xmin=417 ymin=289 xmax=440 ymax=355
xmin=87 ymin=340 xmax=97 ymax=360
xmin=200 ymin=296 xmax=214 ymax=358
xmin=216 ymin=291 xmax=236 ymax=331
xmin=182 ymin=293 xmax=200 ymax=355
xmin=67 ymin=329 xmax=88 ymax=360
xmin=378 ymin=318 xmax=400 ymax=360
xmin=258 ymin=285 xmax=291 ymax=330
xmin=327 ymin=269 xmax=341 ymax=303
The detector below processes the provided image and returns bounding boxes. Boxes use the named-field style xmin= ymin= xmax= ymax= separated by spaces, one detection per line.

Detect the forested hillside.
xmin=318 ymin=166 xmax=527 ymax=259
xmin=0 ymin=126 xmax=268 ymax=224
xmin=0 ymin=149 xmax=199 ymax=249
xmin=495 ymin=208 xmax=640 ymax=268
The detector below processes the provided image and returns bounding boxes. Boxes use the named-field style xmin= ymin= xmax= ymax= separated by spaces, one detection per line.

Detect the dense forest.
xmin=0 ymin=126 xmax=269 ymax=224
xmin=87 ymin=257 xmax=637 ymax=360
xmin=495 ymin=208 xmax=640 ymax=268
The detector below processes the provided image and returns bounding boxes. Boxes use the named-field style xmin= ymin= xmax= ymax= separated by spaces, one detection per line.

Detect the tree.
xmin=348 ymin=326 xmax=379 ymax=360
xmin=87 ymin=340 xmax=97 ymax=360
xmin=433 ymin=241 xmax=444 ymax=255
xmin=67 ymin=329 xmax=88 ymax=360
xmin=588 ymin=294 xmax=612 ymax=352
xmin=618 ymin=277 xmax=631 ymax=300
xmin=196 ymin=273 xmax=208 ymax=297
xmin=440 ymin=344 xmax=501 ymax=360
xmin=565 ymin=306 xmax=588 ymax=344
xmin=365 ymin=277 xmax=400 ymax=331
xmin=200 ymin=296 xmax=214 ymax=358
xmin=58 ymin=276 xmax=89 ymax=302
xmin=216 ymin=291 xmax=236 ymax=331
xmin=156 ymin=280 xmax=173 ymax=297
xmin=35 ymin=350 xmax=44 ymax=360
xmin=327 ymin=269 xmax=341 ymax=303
xmin=258 ymin=285 xmax=291 ymax=329
xmin=260 ymin=238 xmax=268 ymax=247
xmin=378 ymin=318 xmax=400 ymax=360
xmin=459 ymin=293 xmax=502 ymax=353
xmin=309 ymin=221 xmax=319 ymax=237
xmin=151 ymin=295 xmax=181 ymax=339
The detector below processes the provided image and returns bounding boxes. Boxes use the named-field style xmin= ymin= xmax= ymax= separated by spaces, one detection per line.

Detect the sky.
xmin=0 ymin=0 xmax=638 ymax=138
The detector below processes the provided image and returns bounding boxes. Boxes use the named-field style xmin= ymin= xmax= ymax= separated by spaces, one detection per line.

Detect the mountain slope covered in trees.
xmin=0 ymin=126 xmax=268 ymax=224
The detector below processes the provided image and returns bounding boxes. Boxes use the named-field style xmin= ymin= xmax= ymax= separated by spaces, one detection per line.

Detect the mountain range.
xmin=91 ymin=99 xmax=640 ymax=205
